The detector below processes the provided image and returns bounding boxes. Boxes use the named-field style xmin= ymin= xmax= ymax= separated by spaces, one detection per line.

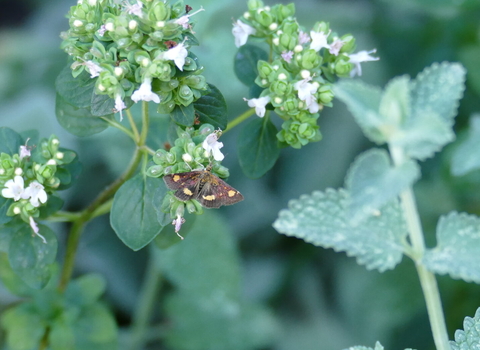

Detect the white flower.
xmin=202 ymin=133 xmax=224 ymax=161
xmin=232 ymin=20 xmax=256 ymax=48
xmin=244 ymin=96 xmax=270 ymax=118
xmin=29 ymin=216 xmax=47 ymax=244
xmin=115 ymin=94 xmax=126 ymax=121
xmin=174 ymin=7 xmax=205 ymax=29
xmin=98 ymin=24 xmax=107 ymax=36
xmin=329 ymin=38 xmax=344 ymax=56
xmin=19 ymin=139 xmax=31 ymax=160
xmin=126 ymin=0 xmax=143 ymax=18
xmin=2 ymin=176 xmax=27 ymax=201
xmin=157 ymin=42 xmax=188 ymax=71
xmin=298 ymin=31 xmax=310 ymax=45
xmin=24 ymin=181 xmax=47 ymax=207
xmin=85 ymin=60 xmax=102 ymax=78
xmin=348 ymin=49 xmax=379 ymax=77
xmin=281 ymin=51 xmax=294 ymax=63
xmin=310 ymin=30 xmax=330 ymax=52
xmin=131 ymin=78 xmax=160 ymax=103
xmin=294 ymin=78 xmax=320 ymax=113
xmin=172 ymin=215 xmax=185 ymax=239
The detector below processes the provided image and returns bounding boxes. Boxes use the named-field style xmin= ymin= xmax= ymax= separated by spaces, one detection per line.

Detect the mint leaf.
xmin=273 ymin=188 xmax=408 ymax=272
xmin=55 ymin=64 xmax=96 ymax=109
xmin=450 ymin=307 xmax=480 ymax=350
xmin=0 ymin=127 xmax=23 ymax=155
xmin=344 ymin=342 xmax=384 ymax=350
xmin=451 ymin=115 xmax=480 ymax=176
xmin=423 ymin=212 xmax=480 ymax=283
xmin=234 ymin=45 xmax=269 ymax=87
xmin=171 ymin=103 xmax=195 ymax=127
xmin=194 ymin=83 xmax=228 ymax=130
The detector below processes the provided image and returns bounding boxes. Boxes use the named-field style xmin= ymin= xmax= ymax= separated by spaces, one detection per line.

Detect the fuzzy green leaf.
xmin=344 ymin=342 xmax=384 ymax=350
xmin=345 ymin=148 xmax=420 ymax=224
xmin=450 ymin=308 xmax=480 ymax=350
xmin=333 ymin=80 xmax=384 ymax=144
xmin=424 ymin=212 xmax=480 ymax=283
xmin=234 ymin=45 xmax=269 ymax=87
xmin=1 ymin=303 xmax=46 ymax=350
xmin=171 ymin=103 xmax=195 ymax=127
xmin=8 ymin=224 xmax=57 ymax=289
xmin=193 ymin=83 xmax=228 ymax=130
xmin=55 ymin=93 xmax=109 ymax=137
xmin=111 ymin=175 xmax=165 ymax=251
xmin=379 ymin=76 xmax=411 ymax=125
xmin=55 ymin=64 xmax=96 ymax=109
xmin=273 ymin=188 xmax=408 ymax=272
xmin=0 ymin=127 xmax=23 ymax=155
xmin=451 ymin=115 xmax=480 ymax=176
xmin=238 ymin=117 xmax=279 ymax=179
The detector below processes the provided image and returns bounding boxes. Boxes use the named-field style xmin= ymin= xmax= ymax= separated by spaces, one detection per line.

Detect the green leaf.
xmin=111 ymin=175 xmax=165 ymax=250
xmin=39 ymin=195 xmax=64 ymax=219
xmin=8 ymin=224 xmax=57 ymax=289
xmin=333 ymin=80 xmax=384 ymax=144
xmin=65 ymin=273 xmax=106 ymax=307
xmin=0 ymin=127 xmax=23 ymax=155
xmin=345 ymin=148 xmax=420 ymax=224
xmin=451 ymin=115 xmax=480 ymax=176
xmin=450 ymin=307 xmax=480 ymax=350
xmin=0 ymin=220 xmax=23 ymax=253
xmin=146 ymin=115 xmax=170 ymax=151
xmin=55 ymin=93 xmax=110 ymax=137
xmin=234 ymin=44 xmax=269 ymax=87
xmin=0 ymin=253 xmax=33 ymax=297
xmin=55 ymin=64 xmax=96 ymax=109
xmin=171 ymin=103 xmax=195 ymax=127
xmin=90 ymin=93 xmax=115 ymax=117
xmin=0 ymin=196 xmax=12 ymax=225
xmin=343 ymin=342 xmax=384 ymax=350
xmin=423 ymin=212 xmax=480 ymax=283
xmin=273 ymin=188 xmax=408 ymax=272
xmin=56 ymin=155 xmax=83 ymax=191
xmin=459 ymin=46 xmax=480 ymax=96
xmin=238 ymin=117 xmax=279 ymax=179
xmin=379 ymin=76 xmax=411 ymax=125
xmin=1 ymin=303 xmax=46 ymax=350
xmin=50 ymin=320 xmax=75 ymax=350
xmin=73 ymin=303 xmax=118 ymax=349
xmin=193 ymin=83 xmax=228 ymax=130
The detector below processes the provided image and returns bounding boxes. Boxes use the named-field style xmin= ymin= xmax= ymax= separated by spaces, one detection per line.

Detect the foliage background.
xmin=1 ymin=0 xmax=480 ymax=349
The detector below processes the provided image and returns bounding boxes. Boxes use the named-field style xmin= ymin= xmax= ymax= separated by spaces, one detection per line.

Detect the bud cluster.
xmin=235 ymin=0 xmax=378 ymax=148
xmin=60 ymin=0 xmax=207 ymax=115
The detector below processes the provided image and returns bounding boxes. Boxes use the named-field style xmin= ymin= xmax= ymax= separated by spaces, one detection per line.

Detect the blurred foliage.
xmin=1 ymin=0 xmax=480 ymax=349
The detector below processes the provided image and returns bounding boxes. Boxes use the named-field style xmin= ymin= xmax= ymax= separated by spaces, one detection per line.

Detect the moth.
xmin=163 ymin=168 xmax=244 ymax=208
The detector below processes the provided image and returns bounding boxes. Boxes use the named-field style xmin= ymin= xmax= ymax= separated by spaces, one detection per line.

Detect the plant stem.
xmin=101 ymin=116 xmax=135 ymax=140
xmin=389 ymin=145 xmax=450 ymax=350
xmin=127 ymin=249 xmax=163 ymax=350
xmin=126 ymin=108 xmax=140 ymax=142
xmin=224 ymin=108 xmax=256 ymax=133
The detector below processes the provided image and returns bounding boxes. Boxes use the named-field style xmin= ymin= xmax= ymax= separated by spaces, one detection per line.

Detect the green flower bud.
xmin=150 ymin=1 xmax=171 ymax=22
xmin=186 ymin=201 xmax=198 ymax=214
xmin=184 ymin=75 xmax=206 ymax=90
xmin=248 ymin=0 xmax=264 ymax=11
xmin=334 ymin=58 xmax=353 ymax=77
xmin=280 ymin=19 xmax=299 ymax=36
xmin=153 ymin=149 xmax=168 ymax=164
xmin=312 ymin=21 xmax=329 ymax=33
xmin=182 ymin=57 xmax=198 ymax=71
xmin=255 ymin=9 xmax=274 ymax=28
xmin=257 ymin=60 xmax=273 ymax=79
xmin=340 ymin=34 xmax=355 ymax=53
xmin=318 ymin=84 xmax=334 ymax=104
xmin=282 ymin=98 xmax=299 ymax=114
xmin=176 ymin=84 xmax=194 ymax=106
xmin=150 ymin=31 xmax=164 ymax=41
xmin=157 ymin=101 xmax=176 ymax=114
xmin=300 ymin=49 xmax=321 ymax=70
xmin=279 ymin=33 xmax=297 ymax=51
xmin=274 ymin=3 xmax=295 ymax=22
xmin=270 ymin=80 xmax=292 ymax=96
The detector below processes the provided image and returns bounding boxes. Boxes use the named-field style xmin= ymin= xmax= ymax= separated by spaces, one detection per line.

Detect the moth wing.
xmin=197 ymin=176 xmax=244 ymax=208
xmin=163 ymin=171 xmax=201 ymax=201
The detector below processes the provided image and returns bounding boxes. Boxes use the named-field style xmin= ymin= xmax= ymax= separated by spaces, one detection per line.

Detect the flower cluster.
xmin=233 ymin=0 xmax=379 ymax=148
xmin=60 ymin=0 xmax=207 ymax=118
xmin=0 ymin=136 xmax=76 ymax=242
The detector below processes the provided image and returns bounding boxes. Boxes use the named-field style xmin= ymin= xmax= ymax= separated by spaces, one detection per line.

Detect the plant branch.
xmin=126 ymin=108 xmax=140 ymax=142
xmin=100 ymin=116 xmax=135 ymax=140
xmin=224 ymin=108 xmax=256 ymax=133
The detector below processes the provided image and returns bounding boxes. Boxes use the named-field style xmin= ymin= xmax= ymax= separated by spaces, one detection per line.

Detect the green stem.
xmin=389 ymin=145 xmax=450 ymax=350
xmin=47 ymin=210 xmax=81 ymax=222
xmin=224 ymin=108 xmax=256 ymax=133
xmin=139 ymin=101 xmax=149 ymax=145
xmin=126 ymin=109 xmax=140 ymax=142
xmin=127 ymin=249 xmax=163 ymax=350
xmin=101 ymin=116 xmax=135 ymax=140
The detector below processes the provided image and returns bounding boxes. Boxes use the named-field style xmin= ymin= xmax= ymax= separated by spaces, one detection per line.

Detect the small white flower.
xmin=29 ymin=216 xmax=47 ymax=244
xmin=202 ymin=133 xmax=224 ymax=161
xmin=131 ymin=78 xmax=160 ymax=103
xmin=182 ymin=153 xmax=193 ymax=163
xmin=172 ymin=215 xmax=185 ymax=239
xmin=98 ymin=24 xmax=107 ymax=36
xmin=298 ymin=31 xmax=310 ymax=45
xmin=174 ymin=7 xmax=205 ymax=29
xmin=115 ymin=94 xmax=127 ymax=121
xmin=19 ymin=139 xmax=31 ymax=160
xmin=73 ymin=20 xmax=83 ymax=28
xmin=294 ymin=78 xmax=320 ymax=113
xmin=24 ymin=181 xmax=47 ymax=207
xmin=348 ymin=49 xmax=379 ymax=77
xmin=244 ymin=96 xmax=271 ymax=118
xmin=85 ymin=60 xmax=102 ymax=78
xmin=281 ymin=51 xmax=294 ymax=63
xmin=157 ymin=42 xmax=188 ymax=71
xmin=2 ymin=176 xmax=27 ymax=201
xmin=126 ymin=0 xmax=143 ymax=18
xmin=14 ymin=168 xmax=23 ymax=176
xmin=232 ymin=20 xmax=256 ymax=48
xmin=329 ymin=38 xmax=344 ymax=56
xmin=310 ymin=30 xmax=330 ymax=52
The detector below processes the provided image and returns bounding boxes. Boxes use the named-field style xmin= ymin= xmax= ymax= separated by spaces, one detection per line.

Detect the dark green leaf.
xmin=39 ymin=195 xmax=64 ymax=219
xmin=91 ymin=93 xmax=115 ymax=117
xmin=0 ymin=253 xmax=33 ymax=297
xmin=0 ymin=196 xmax=12 ymax=225
xmin=55 ymin=64 xmax=96 ymax=109
xmin=65 ymin=273 xmax=106 ymax=307
xmin=1 ymin=303 xmax=46 ymax=350
xmin=56 ymin=156 xmax=83 ymax=191
xmin=55 ymin=93 xmax=110 ymax=137
xmin=0 ymin=127 xmax=23 ymax=155
xmin=146 ymin=115 xmax=170 ymax=151
xmin=234 ymin=44 xmax=269 ymax=87
xmin=171 ymin=103 xmax=195 ymax=127
xmin=50 ymin=320 xmax=75 ymax=350
xmin=111 ymin=175 xmax=165 ymax=250
xmin=8 ymin=224 xmax=57 ymax=289
xmin=193 ymin=83 xmax=228 ymax=130
xmin=19 ymin=129 xmax=39 ymax=147
xmin=73 ymin=303 xmax=118 ymax=349
xmin=238 ymin=117 xmax=279 ymax=178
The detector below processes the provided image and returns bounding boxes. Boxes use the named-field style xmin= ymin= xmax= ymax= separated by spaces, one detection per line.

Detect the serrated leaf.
xmin=238 ymin=117 xmax=279 ymax=179
xmin=451 ymin=115 xmax=480 ymax=176
xmin=90 ymin=93 xmax=115 ymax=117
xmin=423 ymin=212 xmax=480 ymax=283
xmin=344 ymin=342 xmax=384 ymax=350
xmin=8 ymin=224 xmax=57 ymax=289
xmin=55 ymin=64 xmax=96 ymax=109
xmin=345 ymin=148 xmax=420 ymax=224
xmin=55 ymin=93 xmax=109 ymax=137
xmin=111 ymin=175 xmax=165 ymax=251
xmin=1 ymin=303 xmax=46 ymax=350
xmin=273 ymin=188 xmax=408 ymax=272
xmin=334 ymin=80 xmax=385 ymax=144
xmin=171 ymin=103 xmax=195 ymax=127
xmin=193 ymin=83 xmax=228 ymax=130
xmin=234 ymin=45 xmax=269 ymax=87
xmin=450 ymin=307 xmax=480 ymax=350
